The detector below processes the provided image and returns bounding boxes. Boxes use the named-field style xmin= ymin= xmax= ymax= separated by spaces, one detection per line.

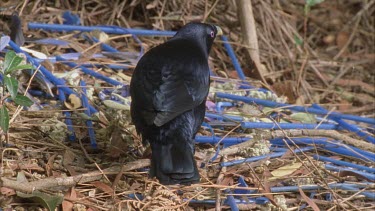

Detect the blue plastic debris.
xmin=79 ymin=80 xmax=97 ymax=148
xmin=0 ymin=35 xmax=10 ymax=51
xmin=62 ymin=11 xmax=81 ymax=25
xmin=57 ymin=88 xmax=76 ymax=141
xmin=221 ymin=146 xmax=314 ymax=167
xmin=216 ymin=92 xmax=375 ymax=125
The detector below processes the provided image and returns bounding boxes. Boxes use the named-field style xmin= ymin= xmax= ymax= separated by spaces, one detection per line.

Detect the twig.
xmin=1 ymin=159 xmax=151 ymax=193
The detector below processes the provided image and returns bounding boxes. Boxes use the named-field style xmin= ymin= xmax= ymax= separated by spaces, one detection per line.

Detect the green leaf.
xmin=304 ymin=0 xmax=324 ymax=15
xmin=290 ymin=112 xmax=316 ymax=123
xmin=7 ymin=64 xmax=35 ymax=73
xmin=0 ymin=106 xmax=10 ymax=132
xmin=15 ymin=172 xmax=63 ymax=211
xmin=4 ymin=76 xmax=18 ymax=99
xmin=3 ymin=51 xmax=23 ymax=74
xmin=14 ymin=94 xmax=33 ymax=107
xmin=294 ymin=35 xmax=303 ymax=46
xmin=306 ymin=0 xmax=324 ymax=7
xmin=17 ymin=191 xmax=63 ymax=211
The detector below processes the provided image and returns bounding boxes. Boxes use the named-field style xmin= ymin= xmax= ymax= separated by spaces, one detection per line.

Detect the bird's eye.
xmin=210 ymin=31 xmax=215 ymax=38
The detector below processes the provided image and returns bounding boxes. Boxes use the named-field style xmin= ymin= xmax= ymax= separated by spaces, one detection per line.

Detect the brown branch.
xmin=1 ymin=159 xmax=150 ymax=193
xmin=236 ymin=0 xmax=270 ymax=88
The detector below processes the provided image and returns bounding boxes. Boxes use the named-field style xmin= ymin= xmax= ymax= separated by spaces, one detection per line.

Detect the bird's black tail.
xmin=149 ymin=141 xmax=200 ymax=185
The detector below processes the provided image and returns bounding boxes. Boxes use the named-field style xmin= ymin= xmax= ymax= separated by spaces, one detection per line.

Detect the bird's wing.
xmin=153 ymin=60 xmax=209 ymax=126
xmin=130 ymin=40 xmax=210 ymax=127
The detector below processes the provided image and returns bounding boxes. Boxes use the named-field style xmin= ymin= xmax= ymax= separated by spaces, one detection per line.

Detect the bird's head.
xmin=172 ymin=22 xmax=222 ymax=56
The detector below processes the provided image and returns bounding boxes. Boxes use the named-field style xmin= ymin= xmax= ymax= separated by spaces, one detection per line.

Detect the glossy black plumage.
xmin=130 ymin=23 xmax=221 ymax=185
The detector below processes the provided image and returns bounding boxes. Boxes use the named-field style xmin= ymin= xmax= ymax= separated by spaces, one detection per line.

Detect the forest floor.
xmin=0 ymin=0 xmax=374 ymax=210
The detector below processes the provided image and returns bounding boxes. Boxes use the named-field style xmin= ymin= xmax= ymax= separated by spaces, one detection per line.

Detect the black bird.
xmin=130 ymin=23 xmax=222 ymax=185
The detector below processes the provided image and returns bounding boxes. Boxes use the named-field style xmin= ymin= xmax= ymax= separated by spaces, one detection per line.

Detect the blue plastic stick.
xmin=216 ymin=92 xmax=375 ymax=125
xmin=205 ymin=112 xmax=243 ymax=121
xmin=88 ymin=32 xmax=144 ymax=59
xmin=28 ymin=22 xmax=176 ymax=36
xmin=313 ymin=155 xmax=375 ymax=173
xmin=241 ymin=122 xmax=340 ymax=130
xmin=8 ymin=40 xmax=98 ymax=114
xmin=271 ymin=137 xmax=375 ymax=162
xmin=80 ymin=80 xmax=97 ymax=148
xmin=195 ymin=135 xmax=249 ymax=145
xmin=324 ymin=147 xmax=375 ymax=162
xmin=216 ymin=102 xmax=234 ymax=113
xmin=234 ymin=176 xmax=255 ymax=195
xmin=56 ymin=56 xmax=124 ymax=86
xmin=270 ymin=183 xmax=374 ymax=199
xmin=57 ymin=88 xmax=76 ymax=141
xmin=221 ymin=35 xmax=246 ymax=80
xmin=270 ymin=182 xmax=367 ymax=191
xmin=337 ymin=185 xmax=375 ymax=199
xmin=188 ymin=198 xmax=258 ymax=205
xmin=324 ymin=164 xmax=375 ymax=181
xmin=312 ymin=104 xmax=375 ymax=143
xmin=88 ymin=36 xmax=118 ymax=52
xmin=79 ymin=63 xmax=131 ymax=70
xmin=221 ymin=146 xmax=314 ymax=167
xmin=224 ymin=189 xmax=239 ymax=211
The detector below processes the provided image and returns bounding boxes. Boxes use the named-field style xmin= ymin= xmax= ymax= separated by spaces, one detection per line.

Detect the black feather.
xmin=130 ymin=22 xmax=221 ymax=185
xmin=10 ymin=12 xmax=25 ymax=46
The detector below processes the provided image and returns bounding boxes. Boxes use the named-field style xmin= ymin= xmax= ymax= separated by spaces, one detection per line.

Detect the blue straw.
xmin=8 ymin=40 xmax=98 ymax=114
xmin=234 ymin=176 xmax=255 ymax=195
xmin=216 ymin=102 xmax=234 ymax=113
xmin=205 ymin=112 xmax=243 ymax=121
xmin=56 ymin=56 xmax=124 ymax=87
xmin=224 ymin=189 xmax=239 ymax=211
xmin=28 ymin=22 xmax=176 ymax=36
xmin=324 ymin=164 xmax=375 ymax=181
xmin=221 ymin=146 xmax=314 ymax=167
xmin=271 ymin=137 xmax=375 ymax=162
xmin=57 ymin=88 xmax=76 ymax=141
xmin=88 ymin=36 xmax=119 ymax=52
xmin=79 ymin=63 xmax=131 ymax=70
xmin=324 ymin=147 xmax=375 ymax=162
xmin=241 ymin=122 xmax=340 ymax=130
xmin=270 ymin=183 xmax=373 ymax=199
xmin=59 ymin=89 xmax=76 ymax=141
xmin=216 ymin=92 xmax=375 ymax=125
xmin=195 ymin=135 xmax=249 ymax=145
xmin=337 ymin=185 xmax=375 ymax=199
xmin=87 ymin=31 xmax=144 ymax=59
xmin=80 ymin=80 xmax=97 ymax=148
xmin=221 ymin=36 xmax=246 ymax=80
xmin=313 ymin=155 xmax=375 ymax=173
xmin=312 ymin=104 xmax=375 ymax=143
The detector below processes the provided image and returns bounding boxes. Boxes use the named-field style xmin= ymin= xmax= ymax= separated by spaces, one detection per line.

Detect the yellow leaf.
xmin=270 ymin=162 xmax=302 ymax=179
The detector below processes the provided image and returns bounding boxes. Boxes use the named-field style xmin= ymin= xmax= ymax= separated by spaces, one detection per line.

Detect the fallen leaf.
xmin=91 ymin=181 xmax=114 ymax=196
xmin=290 ymin=112 xmax=316 ymax=123
xmin=336 ymin=31 xmax=349 ymax=50
xmin=1 ymin=187 xmax=16 ymax=196
xmin=64 ymin=94 xmax=82 ymax=110
xmin=270 ymin=162 xmax=303 ymax=179
xmin=299 ymin=188 xmax=320 ymax=211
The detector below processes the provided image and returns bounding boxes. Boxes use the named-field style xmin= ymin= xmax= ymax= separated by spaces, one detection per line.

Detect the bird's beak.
xmin=215 ymin=25 xmax=223 ymax=36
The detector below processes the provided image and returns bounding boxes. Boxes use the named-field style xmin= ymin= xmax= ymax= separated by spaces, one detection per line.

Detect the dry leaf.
xmin=270 ymin=162 xmax=303 ymax=179
xmin=336 ymin=31 xmax=349 ymax=49
xmin=91 ymin=181 xmax=115 ymax=196
xmin=62 ymin=188 xmax=76 ymax=211
xmin=64 ymin=94 xmax=82 ymax=110
xmin=1 ymin=187 xmax=16 ymax=196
